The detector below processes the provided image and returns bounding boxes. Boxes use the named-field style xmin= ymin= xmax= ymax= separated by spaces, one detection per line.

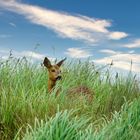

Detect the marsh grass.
xmin=0 ymin=57 xmax=140 ymax=140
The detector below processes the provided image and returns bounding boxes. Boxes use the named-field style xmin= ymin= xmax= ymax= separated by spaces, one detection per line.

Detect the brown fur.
xmin=43 ymin=57 xmax=66 ymax=93
xmin=67 ymin=85 xmax=93 ymax=102
xmin=43 ymin=57 xmax=93 ymax=102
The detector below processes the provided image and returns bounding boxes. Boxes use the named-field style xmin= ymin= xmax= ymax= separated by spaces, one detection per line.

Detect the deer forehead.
xmin=50 ymin=65 xmax=60 ymax=71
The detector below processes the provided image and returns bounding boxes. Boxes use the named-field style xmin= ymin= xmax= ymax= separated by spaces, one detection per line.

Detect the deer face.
xmin=43 ymin=57 xmax=66 ymax=81
xmin=48 ymin=65 xmax=62 ymax=81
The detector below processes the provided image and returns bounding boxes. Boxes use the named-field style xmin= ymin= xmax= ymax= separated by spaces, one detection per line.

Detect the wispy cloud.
xmin=99 ymin=49 xmax=117 ymax=55
xmin=94 ymin=53 xmax=140 ymax=73
xmin=0 ymin=34 xmax=11 ymax=38
xmin=108 ymin=32 xmax=128 ymax=40
xmin=65 ymin=48 xmax=92 ymax=58
xmin=0 ymin=0 xmax=128 ymax=44
xmin=9 ymin=22 xmax=16 ymax=27
xmin=123 ymin=39 xmax=140 ymax=48
xmin=0 ymin=49 xmax=45 ymax=60
xmin=21 ymin=51 xmax=45 ymax=60
xmin=128 ymin=50 xmax=135 ymax=54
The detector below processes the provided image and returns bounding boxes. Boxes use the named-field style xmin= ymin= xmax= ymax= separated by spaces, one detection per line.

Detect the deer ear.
xmin=43 ymin=57 xmax=52 ymax=68
xmin=57 ymin=57 xmax=66 ymax=67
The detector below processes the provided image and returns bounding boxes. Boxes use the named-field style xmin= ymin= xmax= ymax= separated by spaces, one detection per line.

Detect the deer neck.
xmin=48 ymin=78 xmax=56 ymax=92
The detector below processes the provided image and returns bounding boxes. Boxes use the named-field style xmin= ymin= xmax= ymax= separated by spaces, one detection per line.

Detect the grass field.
xmin=0 ymin=57 xmax=140 ymax=140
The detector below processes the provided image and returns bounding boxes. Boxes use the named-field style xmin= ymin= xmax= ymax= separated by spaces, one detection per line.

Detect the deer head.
xmin=43 ymin=57 xmax=66 ymax=92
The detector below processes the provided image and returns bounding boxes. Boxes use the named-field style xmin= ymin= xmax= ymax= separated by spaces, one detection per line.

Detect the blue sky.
xmin=0 ymin=0 xmax=140 ymax=74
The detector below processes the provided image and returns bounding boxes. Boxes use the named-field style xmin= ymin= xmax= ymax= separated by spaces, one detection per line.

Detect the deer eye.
xmin=51 ymin=69 xmax=55 ymax=72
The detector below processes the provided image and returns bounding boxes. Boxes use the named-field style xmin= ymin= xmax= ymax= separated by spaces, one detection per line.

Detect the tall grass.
xmin=0 ymin=57 xmax=139 ymax=140
xmin=18 ymin=98 xmax=140 ymax=140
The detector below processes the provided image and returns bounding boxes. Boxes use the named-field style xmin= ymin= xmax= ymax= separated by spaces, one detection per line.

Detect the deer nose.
xmin=56 ymin=75 xmax=62 ymax=80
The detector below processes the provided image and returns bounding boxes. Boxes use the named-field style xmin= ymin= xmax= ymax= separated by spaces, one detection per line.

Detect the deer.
xmin=43 ymin=57 xmax=93 ymax=102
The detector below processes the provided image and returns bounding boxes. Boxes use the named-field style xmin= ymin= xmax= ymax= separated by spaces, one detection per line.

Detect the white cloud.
xmin=128 ymin=50 xmax=135 ymax=54
xmin=94 ymin=53 xmax=140 ymax=73
xmin=108 ymin=32 xmax=128 ymax=40
xmin=0 ymin=0 xmax=128 ymax=44
xmin=99 ymin=49 xmax=117 ymax=55
xmin=9 ymin=22 xmax=16 ymax=27
xmin=0 ymin=49 xmax=45 ymax=60
xmin=0 ymin=49 xmax=58 ymax=65
xmin=0 ymin=34 xmax=11 ymax=38
xmin=124 ymin=39 xmax=140 ymax=48
xmin=65 ymin=48 xmax=92 ymax=58
xmin=22 ymin=51 xmax=45 ymax=60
